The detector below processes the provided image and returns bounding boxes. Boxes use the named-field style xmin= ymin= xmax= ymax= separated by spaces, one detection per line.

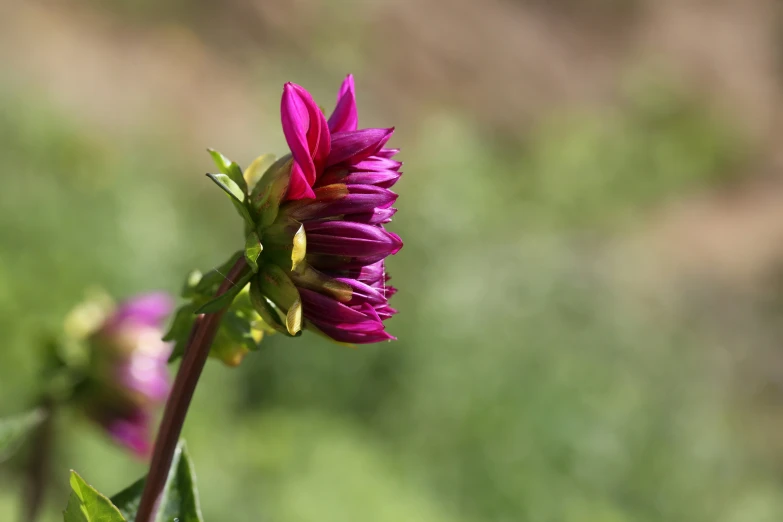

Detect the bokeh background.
xmin=3 ymin=0 xmax=783 ymax=520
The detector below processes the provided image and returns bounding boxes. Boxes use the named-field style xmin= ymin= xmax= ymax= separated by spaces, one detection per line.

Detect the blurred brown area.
xmin=4 ymin=0 xmax=783 ymax=279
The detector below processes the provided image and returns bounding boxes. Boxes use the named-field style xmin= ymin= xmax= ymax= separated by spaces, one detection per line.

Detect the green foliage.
xmin=64 ymin=472 xmax=125 ymax=522
xmin=111 ymin=441 xmax=204 ymax=522
xmin=166 ymin=251 xmax=266 ymax=365
xmin=244 ymin=232 xmax=263 ymax=273
xmin=0 ymin=409 xmax=46 ymax=463
xmin=0 ymin=75 xmax=776 ymax=522
xmin=208 ymin=148 xmax=247 ymax=195
xmin=205 ymin=173 xmax=254 ymax=227
xmin=193 ymin=270 xmax=253 ymax=315
xmin=62 ymin=442 xmax=203 ymax=522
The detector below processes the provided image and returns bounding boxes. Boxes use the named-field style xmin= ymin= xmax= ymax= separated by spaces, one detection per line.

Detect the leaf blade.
xmin=0 ymin=409 xmax=46 ymax=463
xmin=64 ymin=472 xmax=126 ymax=522
xmin=110 ymin=441 xmax=203 ymax=522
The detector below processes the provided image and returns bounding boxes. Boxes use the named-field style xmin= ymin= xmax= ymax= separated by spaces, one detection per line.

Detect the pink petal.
xmin=327 ymin=128 xmax=394 ymax=167
xmin=328 ymin=74 xmax=358 ymax=133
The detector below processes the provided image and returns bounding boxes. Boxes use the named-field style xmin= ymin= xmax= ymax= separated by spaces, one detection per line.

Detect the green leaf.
xmin=180 ymin=270 xmax=203 ymax=299
xmin=249 ymin=155 xmax=292 ymax=229
xmin=206 ymin=173 xmax=255 ymax=227
xmin=193 ymin=251 xmax=244 ymax=296
xmin=194 ymin=269 xmax=254 ymax=315
xmin=64 ymin=472 xmax=125 ymax=522
xmin=111 ymin=441 xmax=204 ymax=522
xmin=244 ymin=232 xmax=263 ymax=273
xmin=207 ymin=148 xmax=247 ymax=194
xmin=0 ymin=409 xmax=46 ymax=463
xmin=164 ymin=303 xmax=199 ymax=363
xmin=249 ymin=278 xmax=288 ymax=335
xmin=243 ymin=153 xmax=276 ymax=192
xmin=255 ymin=264 xmax=303 ymax=336
xmin=262 ymin=219 xmax=306 ymax=272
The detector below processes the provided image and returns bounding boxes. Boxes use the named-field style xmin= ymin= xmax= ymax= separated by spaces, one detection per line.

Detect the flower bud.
xmin=78 ymin=293 xmax=174 ymax=457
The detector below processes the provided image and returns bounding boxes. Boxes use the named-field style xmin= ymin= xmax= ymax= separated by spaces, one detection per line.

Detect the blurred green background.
xmin=3 ymin=0 xmax=783 ymax=520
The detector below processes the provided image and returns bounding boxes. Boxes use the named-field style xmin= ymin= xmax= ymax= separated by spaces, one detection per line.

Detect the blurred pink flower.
xmin=84 ymin=292 xmax=174 ymax=457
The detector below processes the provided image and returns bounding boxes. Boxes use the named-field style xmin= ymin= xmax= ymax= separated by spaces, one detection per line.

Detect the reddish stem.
xmin=134 ymin=257 xmax=249 ymax=522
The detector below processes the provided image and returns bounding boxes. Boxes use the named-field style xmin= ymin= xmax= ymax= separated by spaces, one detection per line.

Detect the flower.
xmin=81 ymin=293 xmax=174 ymax=456
xmin=244 ymin=75 xmax=402 ymax=344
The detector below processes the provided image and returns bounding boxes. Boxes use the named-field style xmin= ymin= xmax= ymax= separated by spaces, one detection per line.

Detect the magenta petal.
xmin=328 ymin=74 xmax=358 ymax=133
xmin=327 ymin=128 xmax=394 ymax=167
xmin=318 ymin=168 xmax=401 ymax=188
xmin=332 ymin=277 xmax=387 ymax=306
xmin=376 ymin=148 xmax=400 ymax=159
xmin=112 ymin=292 xmax=173 ymax=328
xmin=310 ymin=320 xmax=395 ymax=343
xmin=344 ymin=207 xmax=397 ymax=225
xmin=375 ymin=304 xmax=398 ymax=320
xmin=284 ymin=185 xmax=397 ymax=221
xmin=289 ymin=84 xmax=331 ymax=172
xmin=300 ymin=288 xmax=374 ymax=323
xmin=307 ymin=253 xmax=391 ymax=270
xmin=304 ymin=221 xmax=403 ymax=257
xmin=103 ymin=411 xmax=151 ymax=457
xmin=116 ymin=357 xmax=171 ymax=402
xmin=337 ymin=261 xmax=386 ymax=284
xmin=287 ymin=162 xmax=317 ymax=200
xmin=350 ymin=157 xmax=402 ymax=172
xmin=281 ymin=83 xmax=331 ymax=198
xmin=281 ymin=83 xmax=316 ymax=187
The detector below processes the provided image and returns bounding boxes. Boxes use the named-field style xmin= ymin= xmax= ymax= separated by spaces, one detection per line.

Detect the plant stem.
xmin=22 ymin=400 xmax=54 ymax=522
xmin=134 ymin=257 xmax=249 ymax=522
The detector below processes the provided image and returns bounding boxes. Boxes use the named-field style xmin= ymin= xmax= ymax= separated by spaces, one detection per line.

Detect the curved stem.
xmin=134 ymin=257 xmax=250 ymax=522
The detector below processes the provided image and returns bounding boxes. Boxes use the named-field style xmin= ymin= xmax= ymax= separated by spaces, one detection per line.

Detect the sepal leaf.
xmin=262 ymin=219 xmax=306 ymax=272
xmin=207 ymin=148 xmax=247 ymax=194
xmin=249 ymin=156 xmax=292 ymax=228
xmin=206 ymin=173 xmax=255 ymax=227
xmin=193 ymin=270 xmax=254 ymax=315
xmin=244 ymin=232 xmax=263 ymax=273
xmin=243 ymin=153 xmax=277 ymax=192
xmin=254 ymin=264 xmax=302 ymax=336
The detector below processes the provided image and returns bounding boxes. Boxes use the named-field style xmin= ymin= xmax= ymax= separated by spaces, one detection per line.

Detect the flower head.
xmin=241 ymin=75 xmax=401 ymax=344
xmin=79 ymin=293 xmax=174 ymax=456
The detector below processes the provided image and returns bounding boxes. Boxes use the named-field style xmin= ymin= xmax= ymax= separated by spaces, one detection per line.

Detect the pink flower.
xmin=83 ymin=293 xmax=174 ymax=457
xmin=275 ymin=76 xmax=402 ymax=343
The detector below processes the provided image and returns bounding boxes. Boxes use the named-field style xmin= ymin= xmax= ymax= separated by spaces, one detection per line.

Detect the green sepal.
xmin=192 ymin=251 xmax=244 ymax=296
xmin=262 ymin=218 xmax=306 ymax=273
xmin=210 ymin=311 xmax=257 ymax=367
xmin=249 ymin=155 xmax=292 ymax=229
xmin=180 ymin=270 xmax=203 ymax=299
xmin=0 ymin=409 xmax=47 ymax=463
xmin=64 ymin=472 xmax=125 ymax=522
xmin=209 ymin=287 xmax=267 ymax=366
xmin=244 ymin=232 xmax=263 ymax=273
xmin=250 ymin=278 xmax=291 ymax=336
xmin=243 ymin=153 xmax=277 ymax=193
xmin=254 ymin=264 xmax=303 ymax=336
xmin=164 ymin=303 xmax=198 ymax=363
xmin=207 ymin=148 xmax=247 ymax=195
xmin=193 ymin=269 xmax=254 ymax=315
xmin=206 ymin=173 xmax=255 ymax=227
xmin=110 ymin=440 xmax=204 ymax=522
